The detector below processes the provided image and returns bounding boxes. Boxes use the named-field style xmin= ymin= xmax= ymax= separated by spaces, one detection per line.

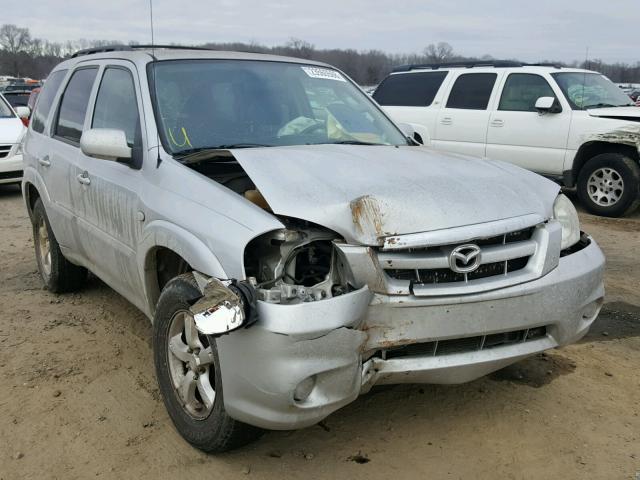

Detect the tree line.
xmin=1 ymin=24 xmax=639 ymax=85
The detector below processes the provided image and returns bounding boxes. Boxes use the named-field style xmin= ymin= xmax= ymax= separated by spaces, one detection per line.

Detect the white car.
xmin=0 ymin=93 xmax=28 ymax=185
xmin=374 ymin=62 xmax=640 ymax=217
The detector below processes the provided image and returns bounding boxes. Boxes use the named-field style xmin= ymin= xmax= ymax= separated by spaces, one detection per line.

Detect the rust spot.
xmin=350 ymin=195 xmax=384 ymax=237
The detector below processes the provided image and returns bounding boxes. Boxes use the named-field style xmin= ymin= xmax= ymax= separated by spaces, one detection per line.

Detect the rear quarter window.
xmin=31 ymin=70 xmax=67 ymax=134
xmin=373 ymin=71 xmax=448 ymax=106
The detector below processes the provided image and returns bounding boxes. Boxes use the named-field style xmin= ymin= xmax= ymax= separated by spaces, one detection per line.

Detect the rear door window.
xmin=446 ymin=73 xmax=497 ymax=110
xmin=92 ymin=67 xmax=140 ymax=147
xmin=373 ymin=71 xmax=448 ymax=106
xmin=54 ymin=67 xmax=98 ymax=144
xmin=498 ymin=73 xmax=557 ymax=112
xmin=31 ymin=70 xmax=67 ymax=134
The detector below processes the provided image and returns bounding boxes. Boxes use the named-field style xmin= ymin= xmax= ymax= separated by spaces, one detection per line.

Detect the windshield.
xmin=149 ymin=60 xmax=407 ymax=155
xmin=0 ymin=96 xmax=14 ymax=118
xmin=551 ymin=72 xmax=635 ymax=110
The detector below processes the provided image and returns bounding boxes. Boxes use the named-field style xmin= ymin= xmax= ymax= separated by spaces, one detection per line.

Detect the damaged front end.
xmin=189 ymin=220 xmax=363 ymax=336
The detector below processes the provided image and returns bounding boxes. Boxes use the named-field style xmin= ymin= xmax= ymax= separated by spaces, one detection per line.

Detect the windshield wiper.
xmin=328 ymin=140 xmax=383 ymax=146
xmin=585 ymin=103 xmax=631 ymax=109
xmin=174 ymin=144 xmax=270 ymax=161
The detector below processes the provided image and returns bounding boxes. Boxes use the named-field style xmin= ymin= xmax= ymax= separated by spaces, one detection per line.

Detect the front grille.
xmin=0 ymin=144 xmax=12 ymax=159
xmin=378 ymin=226 xmax=536 ymax=291
xmin=379 ymin=326 xmax=547 ymax=360
xmin=0 ymin=170 xmax=22 ymax=180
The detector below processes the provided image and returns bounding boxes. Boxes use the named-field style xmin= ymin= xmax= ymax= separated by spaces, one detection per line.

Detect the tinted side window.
xmin=373 ymin=72 xmax=448 ymax=106
xmin=32 ymin=70 xmax=67 ymax=134
xmin=92 ymin=68 xmax=140 ymax=146
xmin=446 ymin=73 xmax=497 ymax=110
xmin=54 ymin=68 xmax=98 ymax=143
xmin=499 ymin=74 xmax=556 ymax=112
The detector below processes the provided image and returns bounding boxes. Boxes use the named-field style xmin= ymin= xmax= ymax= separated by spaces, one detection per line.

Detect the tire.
xmin=153 ymin=273 xmax=262 ymax=453
xmin=577 ymin=153 xmax=640 ymax=217
xmin=32 ymin=198 xmax=87 ymax=293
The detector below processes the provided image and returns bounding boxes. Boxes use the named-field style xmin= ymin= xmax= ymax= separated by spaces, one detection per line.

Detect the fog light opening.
xmin=581 ymin=298 xmax=603 ymax=321
xmin=293 ymin=376 xmax=316 ymax=403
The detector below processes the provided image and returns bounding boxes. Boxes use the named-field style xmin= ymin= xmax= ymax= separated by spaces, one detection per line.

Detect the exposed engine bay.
xmin=186 ymin=153 xmax=354 ymax=305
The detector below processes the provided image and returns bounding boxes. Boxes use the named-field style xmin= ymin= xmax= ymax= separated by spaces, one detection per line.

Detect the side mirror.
xmin=397 ymin=122 xmax=424 ymax=145
xmin=535 ymin=96 xmax=558 ymax=114
xmin=80 ymin=128 xmax=131 ymax=161
xmin=15 ymin=106 xmax=30 ymax=119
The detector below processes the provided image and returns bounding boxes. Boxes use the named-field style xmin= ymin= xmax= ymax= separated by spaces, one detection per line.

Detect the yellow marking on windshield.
xmin=167 ymin=127 xmax=193 ymax=148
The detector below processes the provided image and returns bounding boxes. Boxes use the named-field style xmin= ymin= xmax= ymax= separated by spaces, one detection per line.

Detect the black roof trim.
xmin=392 ymin=61 xmax=564 ymax=72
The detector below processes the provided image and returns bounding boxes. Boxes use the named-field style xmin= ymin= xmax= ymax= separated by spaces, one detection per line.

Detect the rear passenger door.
xmin=48 ymin=67 xmax=100 ymax=254
xmin=74 ymin=62 xmax=146 ymax=297
xmin=432 ymin=72 xmax=500 ymax=157
xmin=485 ymin=73 xmax=571 ymax=174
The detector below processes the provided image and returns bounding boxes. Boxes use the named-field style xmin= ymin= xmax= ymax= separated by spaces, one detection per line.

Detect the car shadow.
xmin=0 ymin=183 xmax=22 ymax=198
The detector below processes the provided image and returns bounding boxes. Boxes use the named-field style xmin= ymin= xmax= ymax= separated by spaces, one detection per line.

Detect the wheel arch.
xmin=570 ymin=141 xmax=640 ymax=187
xmin=139 ymin=220 xmax=228 ymax=317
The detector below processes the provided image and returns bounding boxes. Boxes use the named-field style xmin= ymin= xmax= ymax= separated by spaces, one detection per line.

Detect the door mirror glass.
xmin=15 ymin=106 xmax=30 ymax=119
xmin=80 ymin=128 xmax=132 ymax=161
xmin=535 ymin=96 xmax=556 ymax=113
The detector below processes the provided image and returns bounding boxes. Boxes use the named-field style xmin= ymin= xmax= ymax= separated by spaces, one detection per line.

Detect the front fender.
xmin=138 ymin=220 xmax=228 ymax=316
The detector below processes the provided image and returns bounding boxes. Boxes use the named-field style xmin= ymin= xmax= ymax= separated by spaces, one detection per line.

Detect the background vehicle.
xmin=0 ymin=93 xmax=27 ymax=185
xmin=22 ymin=46 xmax=604 ymax=453
xmin=628 ymin=89 xmax=640 ymax=102
xmin=374 ymin=62 xmax=640 ymax=217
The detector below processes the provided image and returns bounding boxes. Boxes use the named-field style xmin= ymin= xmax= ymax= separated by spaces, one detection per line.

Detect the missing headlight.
xmin=244 ymin=223 xmax=354 ymax=304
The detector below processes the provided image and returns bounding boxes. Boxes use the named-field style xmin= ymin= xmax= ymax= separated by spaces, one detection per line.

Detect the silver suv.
xmin=22 ymin=46 xmax=605 ymax=452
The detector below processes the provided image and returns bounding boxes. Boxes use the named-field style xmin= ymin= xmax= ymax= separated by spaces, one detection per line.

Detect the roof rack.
xmin=392 ymin=60 xmax=565 ymax=72
xmin=70 ymin=44 xmax=216 ymax=58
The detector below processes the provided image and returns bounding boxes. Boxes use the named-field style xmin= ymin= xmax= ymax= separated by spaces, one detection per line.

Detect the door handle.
xmin=38 ymin=156 xmax=51 ymax=167
xmin=440 ymin=116 xmax=453 ymax=125
xmin=490 ymin=119 xmax=505 ymax=127
xmin=76 ymin=172 xmax=91 ymax=186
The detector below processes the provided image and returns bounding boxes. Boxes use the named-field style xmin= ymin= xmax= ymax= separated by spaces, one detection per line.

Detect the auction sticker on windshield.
xmin=301 ymin=66 xmax=346 ymax=82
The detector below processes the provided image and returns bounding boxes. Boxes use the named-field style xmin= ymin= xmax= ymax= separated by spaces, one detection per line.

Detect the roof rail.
xmin=525 ymin=62 xmax=564 ymax=69
xmin=71 ymin=44 xmax=133 ymax=58
xmin=392 ymin=60 xmax=524 ymax=72
xmin=392 ymin=61 xmax=567 ymax=73
xmin=71 ymin=44 xmax=217 ymax=58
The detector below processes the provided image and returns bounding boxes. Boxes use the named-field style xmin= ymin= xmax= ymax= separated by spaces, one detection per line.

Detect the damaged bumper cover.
xmin=215 ymin=236 xmax=604 ymax=430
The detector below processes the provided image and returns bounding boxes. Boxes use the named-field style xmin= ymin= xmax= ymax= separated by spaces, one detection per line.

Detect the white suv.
xmin=374 ymin=62 xmax=640 ymax=217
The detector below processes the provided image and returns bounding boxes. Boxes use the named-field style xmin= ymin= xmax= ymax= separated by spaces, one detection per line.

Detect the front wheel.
xmin=577 ymin=153 xmax=640 ymax=217
xmin=153 ymin=273 xmax=262 ymax=452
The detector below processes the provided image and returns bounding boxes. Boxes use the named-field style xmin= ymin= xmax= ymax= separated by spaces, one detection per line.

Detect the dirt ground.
xmin=0 ymin=183 xmax=638 ymax=480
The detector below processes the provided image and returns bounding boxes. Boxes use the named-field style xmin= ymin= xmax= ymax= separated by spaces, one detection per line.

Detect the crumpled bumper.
xmin=216 ymin=236 xmax=604 ymax=430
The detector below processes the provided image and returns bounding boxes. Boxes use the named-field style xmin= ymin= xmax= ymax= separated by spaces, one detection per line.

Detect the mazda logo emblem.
xmin=449 ymin=244 xmax=482 ymax=274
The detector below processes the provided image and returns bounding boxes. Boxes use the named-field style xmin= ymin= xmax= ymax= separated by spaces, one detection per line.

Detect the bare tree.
xmin=0 ymin=24 xmax=31 ymax=54
xmin=423 ymin=42 xmax=454 ymax=63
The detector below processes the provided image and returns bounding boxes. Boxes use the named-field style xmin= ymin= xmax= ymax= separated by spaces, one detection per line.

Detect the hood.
xmin=587 ymin=106 xmax=640 ymax=121
xmin=0 ymin=117 xmax=25 ymax=144
xmin=232 ymin=145 xmax=559 ymax=245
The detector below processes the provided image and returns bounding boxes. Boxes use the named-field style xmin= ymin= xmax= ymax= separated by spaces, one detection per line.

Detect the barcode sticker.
xmin=301 ymin=66 xmax=346 ymax=82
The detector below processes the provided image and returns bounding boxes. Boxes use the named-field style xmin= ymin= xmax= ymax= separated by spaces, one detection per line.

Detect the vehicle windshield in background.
xmin=0 ymin=96 xmax=14 ymax=118
xmin=3 ymin=92 xmax=31 ymax=108
xmin=150 ymin=60 xmax=407 ymax=155
xmin=551 ymin=72 xmax=635 ymax=110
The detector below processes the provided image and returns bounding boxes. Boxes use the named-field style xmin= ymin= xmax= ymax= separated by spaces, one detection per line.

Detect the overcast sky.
xmin=3 ymin=0 xmax=638 ymax=63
